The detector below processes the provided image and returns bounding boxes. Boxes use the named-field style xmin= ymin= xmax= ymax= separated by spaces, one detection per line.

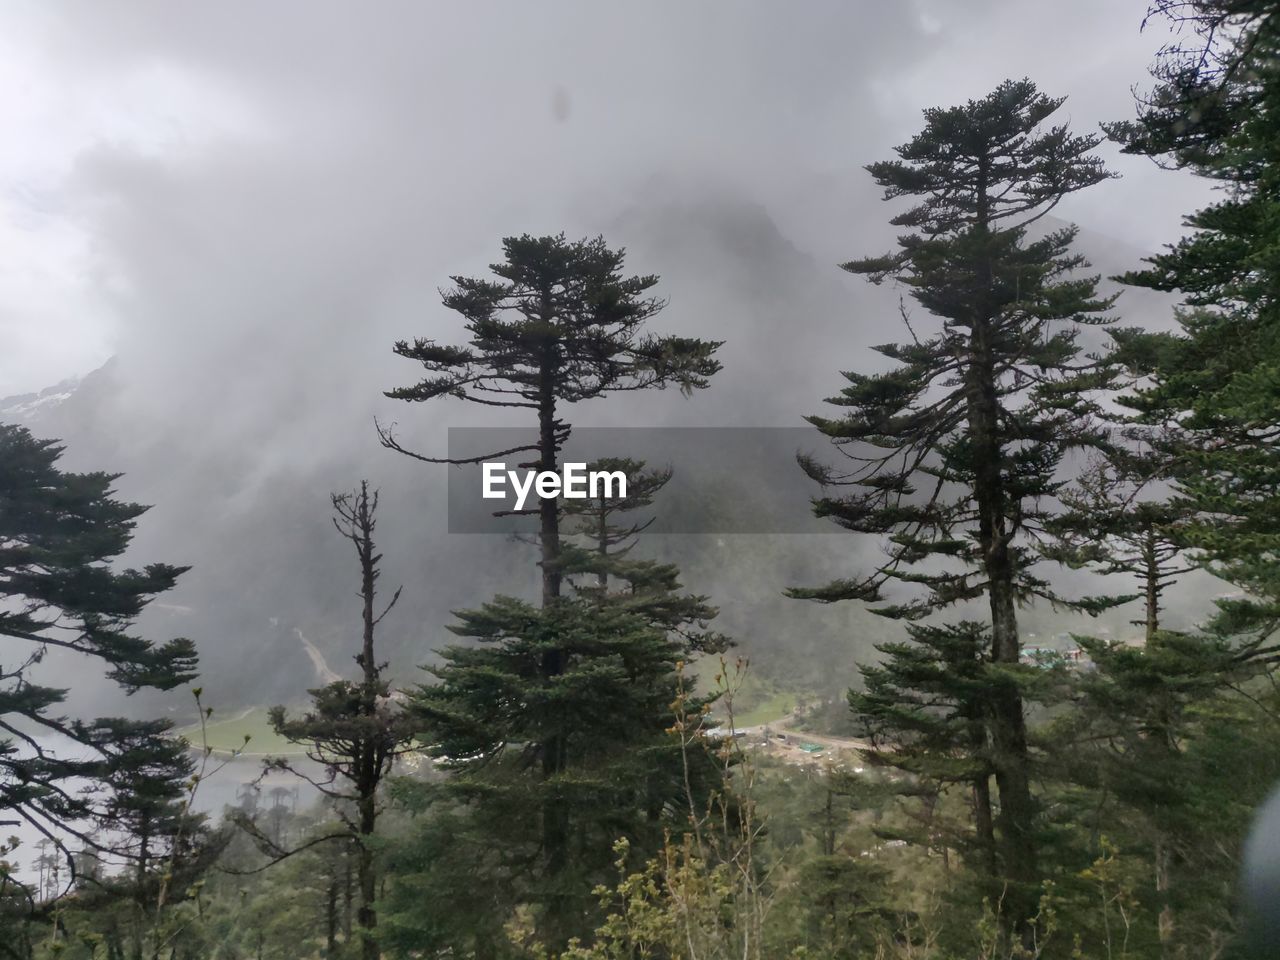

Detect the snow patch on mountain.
xmin=0 ymin=376 xmax=81 ymax=423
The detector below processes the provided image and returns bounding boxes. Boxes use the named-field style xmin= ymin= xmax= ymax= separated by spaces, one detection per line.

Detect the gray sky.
xmin=2 ymin=0 xmax=1212 ymax=396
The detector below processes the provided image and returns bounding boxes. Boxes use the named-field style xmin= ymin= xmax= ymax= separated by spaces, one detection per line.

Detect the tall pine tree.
xmin=1106 ymin=1 xmax=1280 ymax=643
xmin=270 ymin=482 xmax=416 ymax=960
xmin=790 ymin=79 xmax=1119 ymax=942
xmin=1035 ymin=6 xmax=1280 ymax=952
xmin=380 ymin=234 xmax=722 ymax=950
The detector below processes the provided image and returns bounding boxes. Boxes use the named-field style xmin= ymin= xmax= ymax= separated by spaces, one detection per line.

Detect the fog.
xmin=2 ymin=2 xmax=1222 ymax=714
xmin=6 ymin=2 xmax=1212 ymax=389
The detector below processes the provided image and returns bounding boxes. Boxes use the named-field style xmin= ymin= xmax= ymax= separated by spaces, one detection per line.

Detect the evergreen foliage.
xmin=0 ymin=423 xmax=198 ymax=903
xmin=1107 ymin=1 xmax=1280 ymax=641
xmin=791 ymin=79 xmax=1121 ymax=942
xmin=1042 ymin=455 xmax=1193 ymax=642
xmin=380 ymin=236 xmax=723 ymax=950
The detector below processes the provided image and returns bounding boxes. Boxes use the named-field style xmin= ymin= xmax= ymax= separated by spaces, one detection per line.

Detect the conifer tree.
xmin=851 ymin=621 xmax=999 ymax=880
xmin=96 ymin=718 xmax=205 ymax=887
xmin=790 ymin=79 xmax=1119 ymax=941
xmin=0 ymin=423 xmax=198 ymax=897
xmin=1036 ymin=9 xmax=1280 ymax=951
xmin=378 ymin=233 xmax=720 ymax=607
xmin=1043 ymin=627 xmax=1273 ymax=958
xmin=1043 ymin=455 xmax=1194 ymax=643
xmin=1040 ymin=401 xmax=1269 ymax=953
xmin=1106 ymin=1 xmax=1280 ymax=643
xmin=562 ymin=457 xmax=671 ymax=591
xmin=559 ymin=457 xmax=728 ymax=654
xmin=380 ymin=235 xmax=722 ymax=949
xmin=65 ymin=718 xmax=221 ymax=960
xmin=270 ymin=482 xmax=416 ymax=960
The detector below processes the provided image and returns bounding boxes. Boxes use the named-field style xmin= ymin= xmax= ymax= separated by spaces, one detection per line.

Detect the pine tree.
xmin=378 ymin=233 xmax=720 ymax=608
xmin=562 ymin=457 xmax=672 ymax=591
xmin=1090 ymin=7 xmax=1280 ymax=952
xmin=1031 ymin=13 xmax=1280 ymax=950
xmin=95 ymin=717 xmax=205 ymax=887
xmin=380 ymin=234 xmax=722 ymax=949
xmin=790 ymin=79 xmax=1119 ymax=942
xmin=559 ymin=457 xmax=728 ymax=655
xmin=1043 ymin=454 xmax=1194 ymax=643
xmin=851 ymin=621 xmax=1000 ymax=881
xmin=1106 ymin=1 xmax=1280 ymax=643
xmin=66 ymin=717 xmax=221 ymax=960
xmin=269 ymin=482 xmax=416 ymax=960
xmin=0 ymin=424 xmax=198 ymax=898
xmin=1042 ymin=627 xmax=1276 ymax=958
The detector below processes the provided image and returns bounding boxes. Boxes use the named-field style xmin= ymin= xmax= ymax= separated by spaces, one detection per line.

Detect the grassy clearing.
xmin=176 ymin=662 xmax=801 ymax=757
xmin=729 ymin=689 xmax=798 ymax=728
xmin=687 ymin=658 xmax=800 ymax=728
xmin=175 ymin=706 xmax=305 ymax=757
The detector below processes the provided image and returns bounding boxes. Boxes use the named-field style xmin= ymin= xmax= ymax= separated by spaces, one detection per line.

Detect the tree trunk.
xmin=326 ymin=869 xmax=339 ymax=958
xmin=354 ymin=482 xmax=382 ymax=960
xmin=536 ymin=336 xmax=572 ymax=949
xmin=538 ymin=341 xmax=563 ymax=608
xmin=969 ymin=707 xmax=998 ymax=882
xmin=597 ymin=498 xmax=609 ymax=590
xmin=973 ymin=773 xmax=998 ymax=881
xmin=356 ymin=825 xmax=378 ymax=960
xmin=343 ymin=849 xmax=353 ymax=942
xmin=1144 ymin=524 xmax=1160 ymax=644
xmin=985 ymin=497 xmax=1039 ymax=943
xmin=966 ymin=211 xmax=1039 ymax=943
xmin=1156 ymin=834 xmax=1174 ymax=959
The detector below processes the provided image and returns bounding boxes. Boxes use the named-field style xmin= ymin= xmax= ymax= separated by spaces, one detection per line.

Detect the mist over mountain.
xmin=9 ymin=5 xmax=1277 ymax=953
xmin=4 ymin=186 xmax=1213 ymax=714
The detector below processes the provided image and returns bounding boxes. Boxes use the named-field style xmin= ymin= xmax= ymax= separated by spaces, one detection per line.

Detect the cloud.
xmin=1 ymin=0 xmax=1216 ymax=703
xmin=5 ymin=1 xmax=1212 ymax=395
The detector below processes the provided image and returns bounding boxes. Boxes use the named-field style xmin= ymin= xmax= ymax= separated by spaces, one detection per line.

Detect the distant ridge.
xmin=0 ymin=375 xmax=82 ymax=423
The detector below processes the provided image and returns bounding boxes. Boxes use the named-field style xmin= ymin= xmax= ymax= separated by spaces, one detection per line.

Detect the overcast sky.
xmin=2 ymin=0 xmax=1214 ymax=396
